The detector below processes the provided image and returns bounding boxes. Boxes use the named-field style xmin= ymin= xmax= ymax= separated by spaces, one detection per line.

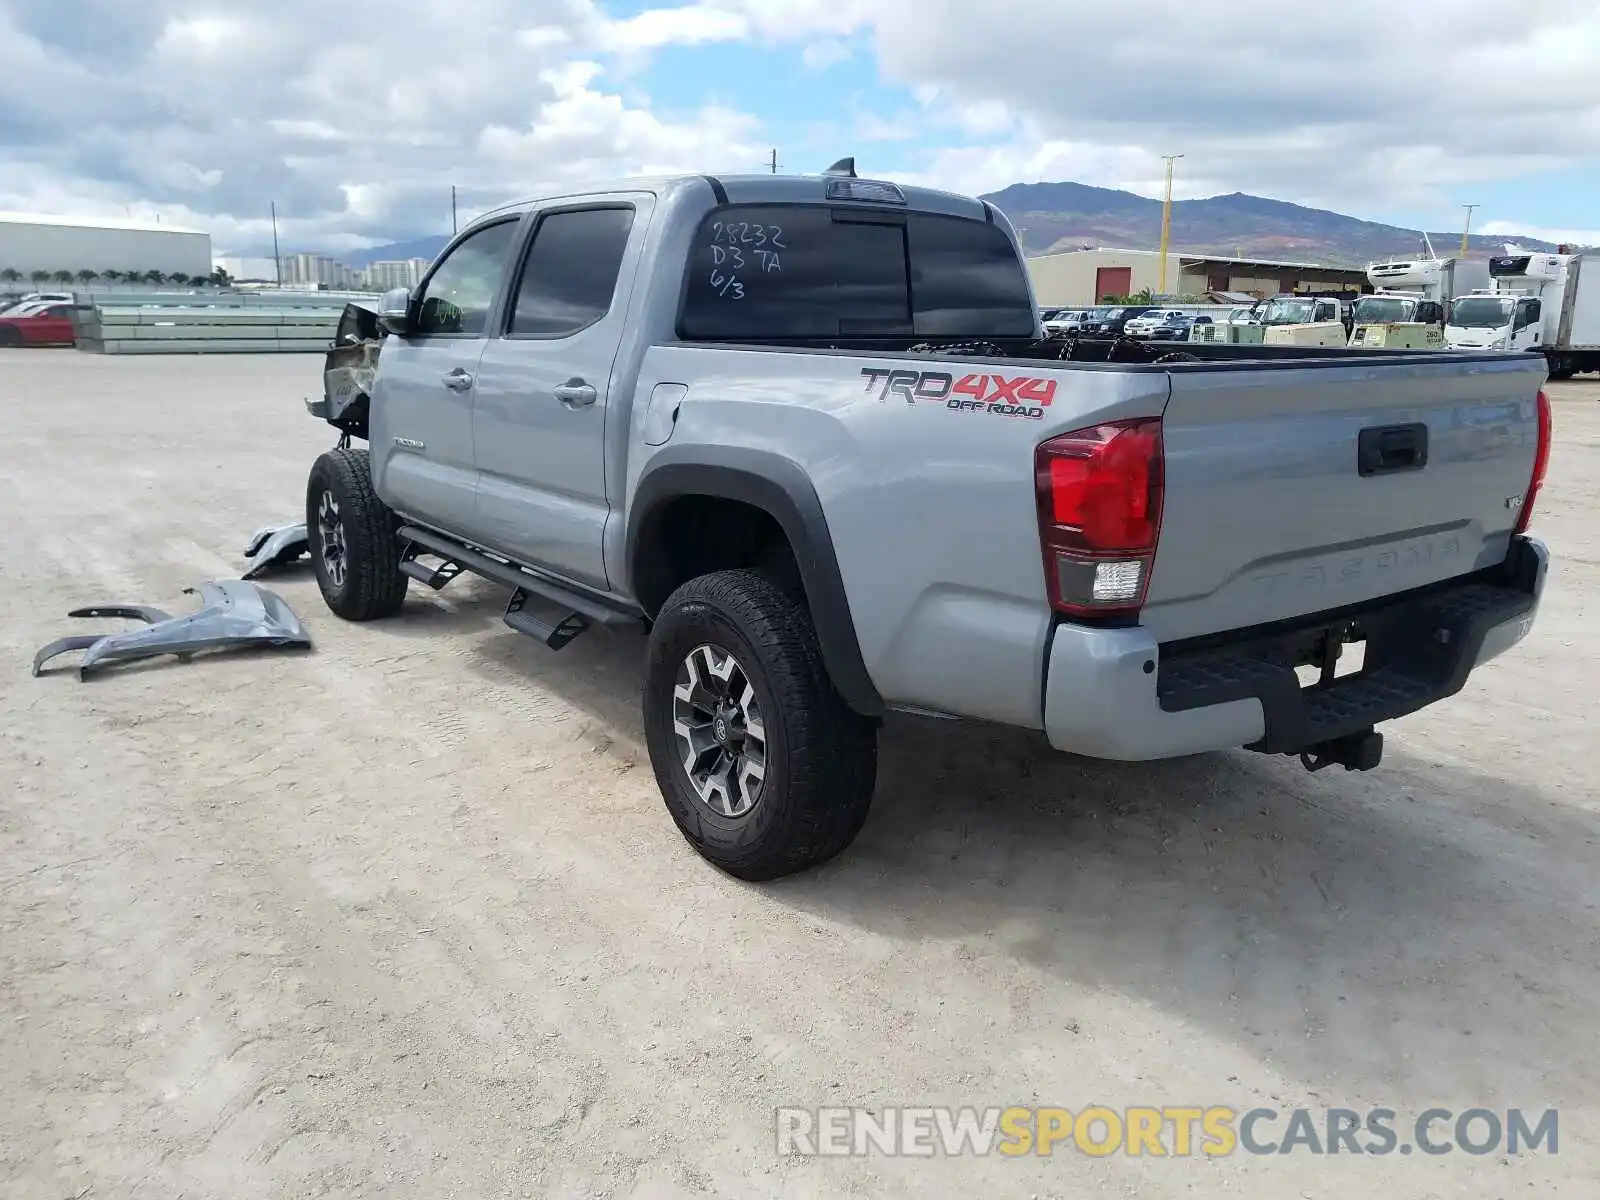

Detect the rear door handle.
xmin=554 ymin=379 xmax=597 ymax=408
xmin=443 ymin=368 xmax=474 ymax=392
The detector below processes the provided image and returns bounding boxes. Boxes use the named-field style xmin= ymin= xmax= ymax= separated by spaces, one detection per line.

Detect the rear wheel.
xmin=0 ymin=327 xmax=20 ymax=347
xmin=643 ymin=569 xmax=878 ymax=881
xmin=306 ymin=447 xmax=408 ymax=620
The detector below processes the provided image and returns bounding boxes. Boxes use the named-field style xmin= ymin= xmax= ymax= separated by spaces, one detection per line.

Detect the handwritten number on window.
xmin=703 ymin=219 xmax=785 ymax=299
xmin=709 ymin=221 xmax=785 ymax=250
xmin=709 ymin=269 xmax=745 ymax=300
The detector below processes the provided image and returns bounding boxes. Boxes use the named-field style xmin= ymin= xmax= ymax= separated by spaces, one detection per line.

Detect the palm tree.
xmin=0 ymin=268 xmax=20 ymax=284
xmin=30 ymin=270 xmax=51 ymax=284
xmin=141 ymin=269 xmax=165 ymax=284
xmin=187 ymin=274 xmax=211 ymax=287
xmin=76 ymin=269 xmax=99 ymax=286
xmin=52 ymin=270 xmax=75 ymax=285
xmin=209 ymin=266 xmax=233 ymax=287
xmin=101 ymin=269 xmax=123 ymax=284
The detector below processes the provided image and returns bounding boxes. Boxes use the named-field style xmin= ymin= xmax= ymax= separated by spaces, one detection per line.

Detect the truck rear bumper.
xmin=1043 ymin=536 xmax=1548 ymax=761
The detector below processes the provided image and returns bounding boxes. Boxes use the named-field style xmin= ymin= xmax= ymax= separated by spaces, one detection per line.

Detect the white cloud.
xmin=0 ymin=0 xmax=764 ymax=254
xmin=597 ymin=4 xmax=750 ymax=52
xmin=1479 ymin=221 xmax=1600 ymax=249
xmin=852 ymin=111 xmax=918 ymax=143
xmin=731 ymin=0 xmax=1600 ymax=216
xmin=884 ymin=137 xmax=1162 ymax=200
xmin=5 ymin=0 xmax=1599 ymax=257
xmin=479 ymin=62 xmax=761 ymax=182
xmin=800 ymin=40 xmax=853 ymax=70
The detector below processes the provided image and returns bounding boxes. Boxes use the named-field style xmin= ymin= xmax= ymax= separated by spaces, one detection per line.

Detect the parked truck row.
xmin=1095 ymin=243 xmax=1600 ymax=378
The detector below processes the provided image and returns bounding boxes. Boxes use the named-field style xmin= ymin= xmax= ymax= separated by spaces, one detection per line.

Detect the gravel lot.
xmin=1 ymin=349 xmax=1596 ymax=1199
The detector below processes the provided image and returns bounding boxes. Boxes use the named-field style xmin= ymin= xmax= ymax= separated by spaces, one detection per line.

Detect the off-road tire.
xmin=306 ymin=447 xmax=408 ymax=621
xmin=643 ymin=568 xmax=878 ymax=881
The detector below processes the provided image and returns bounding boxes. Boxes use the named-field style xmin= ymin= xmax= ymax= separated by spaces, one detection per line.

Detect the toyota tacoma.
xmin=301 ymin=162 xmax=1551 ymax=880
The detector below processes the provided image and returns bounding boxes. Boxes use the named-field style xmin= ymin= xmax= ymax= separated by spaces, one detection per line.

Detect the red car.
xmin=0 ymin=302 xmax=76 ymax=347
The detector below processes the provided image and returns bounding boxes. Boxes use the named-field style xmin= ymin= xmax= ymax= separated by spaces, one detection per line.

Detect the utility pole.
xmin=765 ymin=149 xmax=781 ymax=174
xmin=451 ymin=186 xmax=458 ymax=235
xmin=1157 ymin=154 xmax=1184 ymax=295
xmin=1460 ymin=203 xmax=1479 ymax=256
xmin=270 ymin=201 xmax=281 ymax=287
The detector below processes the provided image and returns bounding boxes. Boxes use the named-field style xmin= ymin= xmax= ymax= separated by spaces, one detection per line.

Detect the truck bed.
xmin=638 ymin=337 xmax=1544 ymax=728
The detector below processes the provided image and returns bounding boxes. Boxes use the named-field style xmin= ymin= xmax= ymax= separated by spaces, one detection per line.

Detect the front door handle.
xmin=554 ymin=379 xmax=597 ymax=408
xmin=443 ymin=368 xmax=474 ymax=392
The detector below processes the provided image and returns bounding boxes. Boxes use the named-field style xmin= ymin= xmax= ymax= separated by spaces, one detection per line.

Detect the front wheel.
xmin=305 ymin=447 xmax=408 ymax=620
xmin=643 ymin=569 xmax=878 ymax=881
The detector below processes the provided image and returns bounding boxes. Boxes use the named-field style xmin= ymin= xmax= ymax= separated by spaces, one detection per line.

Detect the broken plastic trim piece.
xmin=32 ymin=580 xmax=313 ymax=679
xmin=242 ymin=520 xmax=310 ymax=579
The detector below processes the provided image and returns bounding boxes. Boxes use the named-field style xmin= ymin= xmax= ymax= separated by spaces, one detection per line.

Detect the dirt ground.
xmin=1 ymin=350 xmax=1596 ymax=1199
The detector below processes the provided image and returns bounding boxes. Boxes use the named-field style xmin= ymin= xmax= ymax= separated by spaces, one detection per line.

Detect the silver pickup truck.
xmin=304 ymin=163 xmax=1551 ymax=880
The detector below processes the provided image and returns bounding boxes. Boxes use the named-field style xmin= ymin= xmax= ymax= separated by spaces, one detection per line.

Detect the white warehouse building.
xmin=0 ymin=212 xmax=213 ymax=279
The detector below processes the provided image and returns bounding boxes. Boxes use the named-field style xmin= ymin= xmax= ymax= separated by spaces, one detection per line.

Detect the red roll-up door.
xmin=1095 ymin=266 xmax=1133 ymax=300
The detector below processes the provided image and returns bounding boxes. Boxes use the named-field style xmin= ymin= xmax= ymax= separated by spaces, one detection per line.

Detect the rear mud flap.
xmin=242 ymin=521 xmax=309 ymax=579
xmin=32 ymin=580 xmax=313 ymax=679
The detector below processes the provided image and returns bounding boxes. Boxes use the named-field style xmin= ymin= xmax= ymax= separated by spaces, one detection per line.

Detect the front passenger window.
xmin=414 ymin=220 xmax=518 ymax=336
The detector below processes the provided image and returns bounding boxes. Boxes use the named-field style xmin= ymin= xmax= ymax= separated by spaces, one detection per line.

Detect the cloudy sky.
xmin=3 ymin=0 xmax=1597 ymax=255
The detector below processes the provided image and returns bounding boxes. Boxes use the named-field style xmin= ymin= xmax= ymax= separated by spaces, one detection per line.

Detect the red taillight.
xmin=1035 ymin=418 xmax=1164 ymax=617
xmin=1514 ymin=387 xmax=1551 ymax=536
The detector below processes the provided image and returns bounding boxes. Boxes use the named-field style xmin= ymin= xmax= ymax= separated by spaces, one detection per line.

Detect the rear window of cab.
xmin=678 ymin=204 xmax=1037 ymax=340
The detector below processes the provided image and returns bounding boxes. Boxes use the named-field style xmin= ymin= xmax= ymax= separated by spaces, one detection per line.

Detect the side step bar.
xmin=397 ymin=524 xmax=645 ymax=650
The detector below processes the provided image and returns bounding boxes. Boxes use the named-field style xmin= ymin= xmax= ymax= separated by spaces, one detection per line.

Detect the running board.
xmin=396 ymin=524 xmax=645 ymax=648
xmin=398 ymin=557 xmax=465 ymax=590
xmin=505 ymin=588 xmax=590 ymax=650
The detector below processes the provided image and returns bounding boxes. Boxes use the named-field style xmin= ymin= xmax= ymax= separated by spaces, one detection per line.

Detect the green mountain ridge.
xmin=327 ymin=181 xmax=1580 ymax=271
xmin=978 ymin=181 xmax=1575 ymax=267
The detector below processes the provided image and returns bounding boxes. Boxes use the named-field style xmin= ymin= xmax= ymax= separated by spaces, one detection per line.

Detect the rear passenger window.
xmin=678 ymin=205 xmax=1035 ymax=340
xmin=508 ymin=207 xmax=635 ymax=337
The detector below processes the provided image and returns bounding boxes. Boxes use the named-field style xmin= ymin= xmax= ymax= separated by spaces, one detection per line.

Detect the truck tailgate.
xmin=1143 ymin=354 xmax=1545 ymax=643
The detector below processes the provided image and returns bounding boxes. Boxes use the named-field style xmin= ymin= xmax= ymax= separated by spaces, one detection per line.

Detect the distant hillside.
xmin=980 ymin=181 xmax=1572 ymax=265
xmin=342 ymin=236 xmax=450 ymax=267
xmin=308 ymin=183 xmax=1577 ymax=271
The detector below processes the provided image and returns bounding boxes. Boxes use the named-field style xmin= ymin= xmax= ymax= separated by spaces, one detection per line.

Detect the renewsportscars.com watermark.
xmin=776 ymin=1106 xmax=1559 ymax=1159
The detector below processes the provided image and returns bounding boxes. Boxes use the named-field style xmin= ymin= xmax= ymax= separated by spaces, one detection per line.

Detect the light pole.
xmin=1158 ymin=154 xmax=1184 ymax=295
xmin=1460 ymin=203 xmax=1479 ymax=256
xmin=270 ymin=201 xmax=281 ymax=286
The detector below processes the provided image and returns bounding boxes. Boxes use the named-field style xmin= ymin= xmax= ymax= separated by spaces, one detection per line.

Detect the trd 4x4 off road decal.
xmin=859 ymin=367 xmax=1055 ymax=420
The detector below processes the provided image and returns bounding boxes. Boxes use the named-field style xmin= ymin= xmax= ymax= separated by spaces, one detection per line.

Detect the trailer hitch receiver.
xmin=1300 ymin=728 xmax=1384 ymax=773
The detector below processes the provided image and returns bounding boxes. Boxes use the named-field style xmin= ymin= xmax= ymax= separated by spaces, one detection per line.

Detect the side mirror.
xmin=377 ymin=286 xmax=414 ymax=336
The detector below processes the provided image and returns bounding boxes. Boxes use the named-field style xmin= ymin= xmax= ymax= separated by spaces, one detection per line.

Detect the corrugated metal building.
xmin=1028 ymin=247 xmax=1367 ymax=305
xmin=0 ymin=212 xmax=213 ymax=278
